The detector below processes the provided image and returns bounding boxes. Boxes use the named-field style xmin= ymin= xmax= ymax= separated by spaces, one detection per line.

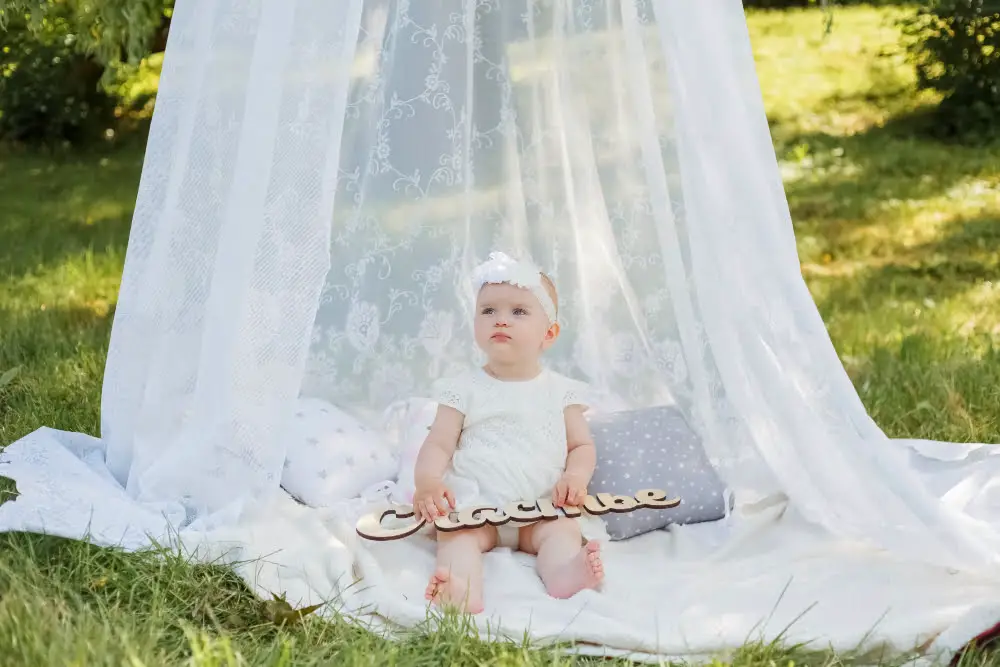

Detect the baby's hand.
xmin=412 ymin=480 xmax=456 ymax=524
xmin=552 ymin=473 xmax=588 ymax=508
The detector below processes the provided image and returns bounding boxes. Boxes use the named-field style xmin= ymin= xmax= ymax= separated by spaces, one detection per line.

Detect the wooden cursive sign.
xmin=356 ymin=489 xmax=681 ymax=541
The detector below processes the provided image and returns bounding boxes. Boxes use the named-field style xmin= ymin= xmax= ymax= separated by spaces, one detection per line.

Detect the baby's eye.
xmin=481 ymin=307 xmax=495 ymax=315
xmin=513 ymin=307 xmax=528 ymax=316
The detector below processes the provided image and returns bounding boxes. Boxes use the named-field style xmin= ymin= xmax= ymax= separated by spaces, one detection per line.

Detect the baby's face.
xmin=474 ymin=282 xmax=558 ymax=365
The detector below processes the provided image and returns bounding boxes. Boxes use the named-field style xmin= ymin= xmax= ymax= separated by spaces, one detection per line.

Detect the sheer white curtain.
xmin=304 ymin=1 xmax=686 ymax=420
xmin=100 ymin=0 xmax=364 ymax=519
xmin=655 ymin=1 xmax=1000 ymax=569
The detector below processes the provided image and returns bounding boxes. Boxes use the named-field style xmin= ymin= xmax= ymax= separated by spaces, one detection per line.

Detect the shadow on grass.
xmin=0 ymin=140 xmax=145 ymax=280
xmin=775 ymin=108 xmax=1000 ymax=244
xmin=813 ymin=213 xmax=1000 ymax=314
xmin=847 ymin=332 xmax=1000 ymax=444
xmin=0 ymin=303 xmax=113 ymax=445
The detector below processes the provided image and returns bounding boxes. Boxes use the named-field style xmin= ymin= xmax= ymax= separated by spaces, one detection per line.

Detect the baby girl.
xmin=412 ymin=252 xmax=606 ymax=614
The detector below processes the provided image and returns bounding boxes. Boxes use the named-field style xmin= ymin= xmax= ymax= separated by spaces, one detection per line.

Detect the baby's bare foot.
xmin=543 ymin=541 xmax=604 ymax=599
xmin=424 ymin=567 xmax=484 ymax=614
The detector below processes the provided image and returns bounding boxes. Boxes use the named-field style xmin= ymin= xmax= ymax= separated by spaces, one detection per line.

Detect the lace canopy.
xmin=3 ymin=0 xmax=1000 ymax=661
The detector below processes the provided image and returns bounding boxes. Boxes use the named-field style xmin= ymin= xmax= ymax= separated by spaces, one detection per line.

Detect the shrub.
xmin=742 ymin=0 xmax=906 ymax=8
xmin=742 ymin=0 xmax=820 ymax=7
xmin=0 ymin=13 xmax=114 ymax=144
xmin=901 ymin=0 xmax=1000 ymax=139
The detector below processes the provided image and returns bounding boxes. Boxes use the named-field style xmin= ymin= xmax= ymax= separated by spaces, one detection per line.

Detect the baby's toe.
xmin=425 ymin=569 xmax=450 ymax=600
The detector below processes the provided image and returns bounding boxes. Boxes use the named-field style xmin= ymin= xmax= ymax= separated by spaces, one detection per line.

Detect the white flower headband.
xmin=471 ymin=251 xmax=557 ymax=324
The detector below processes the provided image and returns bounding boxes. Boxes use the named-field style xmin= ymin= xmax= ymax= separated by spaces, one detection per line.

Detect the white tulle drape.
xmin=100 ymin=0 xmax=364 ymax=519
xmin=3 ymin=0 xmax=1000 ymax=660
xmin=655 ymin=2 xmax=1000 ymax=569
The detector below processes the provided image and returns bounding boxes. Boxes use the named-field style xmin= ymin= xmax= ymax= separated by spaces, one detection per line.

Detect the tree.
xmin=901 ymin=0 xmax=1000 ymax=139
xmin=0 ymin=0 xmax=171 ymax=143
xmin=0 ymin=0 xmax=172 ymax=74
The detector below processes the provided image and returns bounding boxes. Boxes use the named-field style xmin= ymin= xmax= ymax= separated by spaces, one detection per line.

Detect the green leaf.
xmin=0 ymin=366 xmax=21 ymax=389
xmin=261 ymin=591 xmax=325 ymax=627
xmin=0 ymin=477 xmax=20 ymax=506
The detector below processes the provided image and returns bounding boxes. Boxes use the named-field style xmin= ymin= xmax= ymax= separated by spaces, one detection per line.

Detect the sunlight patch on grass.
xmin=748 ymin=6 xmax=938 ymax=138
xmin=2 ymin=190 xmax=136 ymax=231
xmin=1 ymin=249 xmax=125 ymax=339
xmin=832 ymin=203 xmax=997 ymax=258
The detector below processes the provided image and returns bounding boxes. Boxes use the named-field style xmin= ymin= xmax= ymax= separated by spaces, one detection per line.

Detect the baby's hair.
xmin=540 ymin=272 xmax=558 ymax=318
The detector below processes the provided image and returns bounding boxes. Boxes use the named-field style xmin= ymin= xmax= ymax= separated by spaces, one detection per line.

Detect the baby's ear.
xmin=544 ymin=322 xmax=561 ymax=344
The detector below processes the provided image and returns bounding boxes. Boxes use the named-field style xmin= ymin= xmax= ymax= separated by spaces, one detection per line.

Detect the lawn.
xmin=1 ymin=5 xmax=999 ymax=665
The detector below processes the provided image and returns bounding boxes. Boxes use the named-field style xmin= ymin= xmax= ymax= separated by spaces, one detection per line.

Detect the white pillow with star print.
xmin=587 ymin=405 xmax=733 ymax=540
xmin=280 ymin=397 xmax=398 ymax=507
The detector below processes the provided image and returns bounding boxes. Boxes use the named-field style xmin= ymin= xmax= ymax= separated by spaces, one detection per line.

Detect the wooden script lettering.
xmin=356 ymin=489 xmax=681 ymax=541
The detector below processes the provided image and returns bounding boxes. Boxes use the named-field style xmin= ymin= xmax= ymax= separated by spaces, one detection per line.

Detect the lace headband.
xmin=471 ymin=251 xmax=557 ymax=324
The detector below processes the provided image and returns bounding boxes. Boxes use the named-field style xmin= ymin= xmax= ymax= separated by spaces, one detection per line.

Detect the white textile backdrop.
xmin=2 ymin=0 xmax=1000 ymax=662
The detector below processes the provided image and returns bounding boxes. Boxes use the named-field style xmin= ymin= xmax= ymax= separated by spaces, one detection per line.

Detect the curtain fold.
xmin=654 ymin=0 xmax=1000 ymax=569
xmin=101 ymin=0 xmax=366 ymax=518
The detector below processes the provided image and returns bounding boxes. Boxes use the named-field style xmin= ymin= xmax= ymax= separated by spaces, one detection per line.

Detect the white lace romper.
xmin=432 ymin=367 xmax=609 ymax=548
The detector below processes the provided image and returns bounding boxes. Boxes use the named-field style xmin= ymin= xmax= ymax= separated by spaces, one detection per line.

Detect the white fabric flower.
xmin=470 ymin=251 xmax=557 ymax=323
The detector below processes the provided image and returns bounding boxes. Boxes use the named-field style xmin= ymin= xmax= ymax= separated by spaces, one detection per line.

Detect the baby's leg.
xmin=519 ymin=518 xmax=603 ymax=599
xmin=425 ymin=525 xmax=497 ymax=614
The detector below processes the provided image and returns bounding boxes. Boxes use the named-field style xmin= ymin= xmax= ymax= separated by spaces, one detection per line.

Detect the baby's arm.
xmin=553 ymin=405 xmax=597 ymax=507
xmin=412 ymin=405 xmax=463 ymax=522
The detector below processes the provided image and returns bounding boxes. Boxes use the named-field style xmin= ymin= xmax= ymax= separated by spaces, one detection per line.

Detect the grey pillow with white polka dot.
xmin=587 ymin=406 xmax=732 ymax=541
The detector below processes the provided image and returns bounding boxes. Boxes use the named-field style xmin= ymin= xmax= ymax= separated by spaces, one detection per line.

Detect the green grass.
xmin=0 ymin=141 xmax=137 ymax=444
xmin=754 ymin=6 xmax=1000 ymax=444
xmin=1 ymin=4 xmax=999 ymax=665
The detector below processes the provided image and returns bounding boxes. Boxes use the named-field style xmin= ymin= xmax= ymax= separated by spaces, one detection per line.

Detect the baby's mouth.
xmin=491 ymin=332 xmax=511 ymax=342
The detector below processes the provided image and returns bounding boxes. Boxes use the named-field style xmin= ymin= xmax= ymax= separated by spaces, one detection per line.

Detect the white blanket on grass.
xmin=2 ymin=427 xmax=1000 ymax=664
